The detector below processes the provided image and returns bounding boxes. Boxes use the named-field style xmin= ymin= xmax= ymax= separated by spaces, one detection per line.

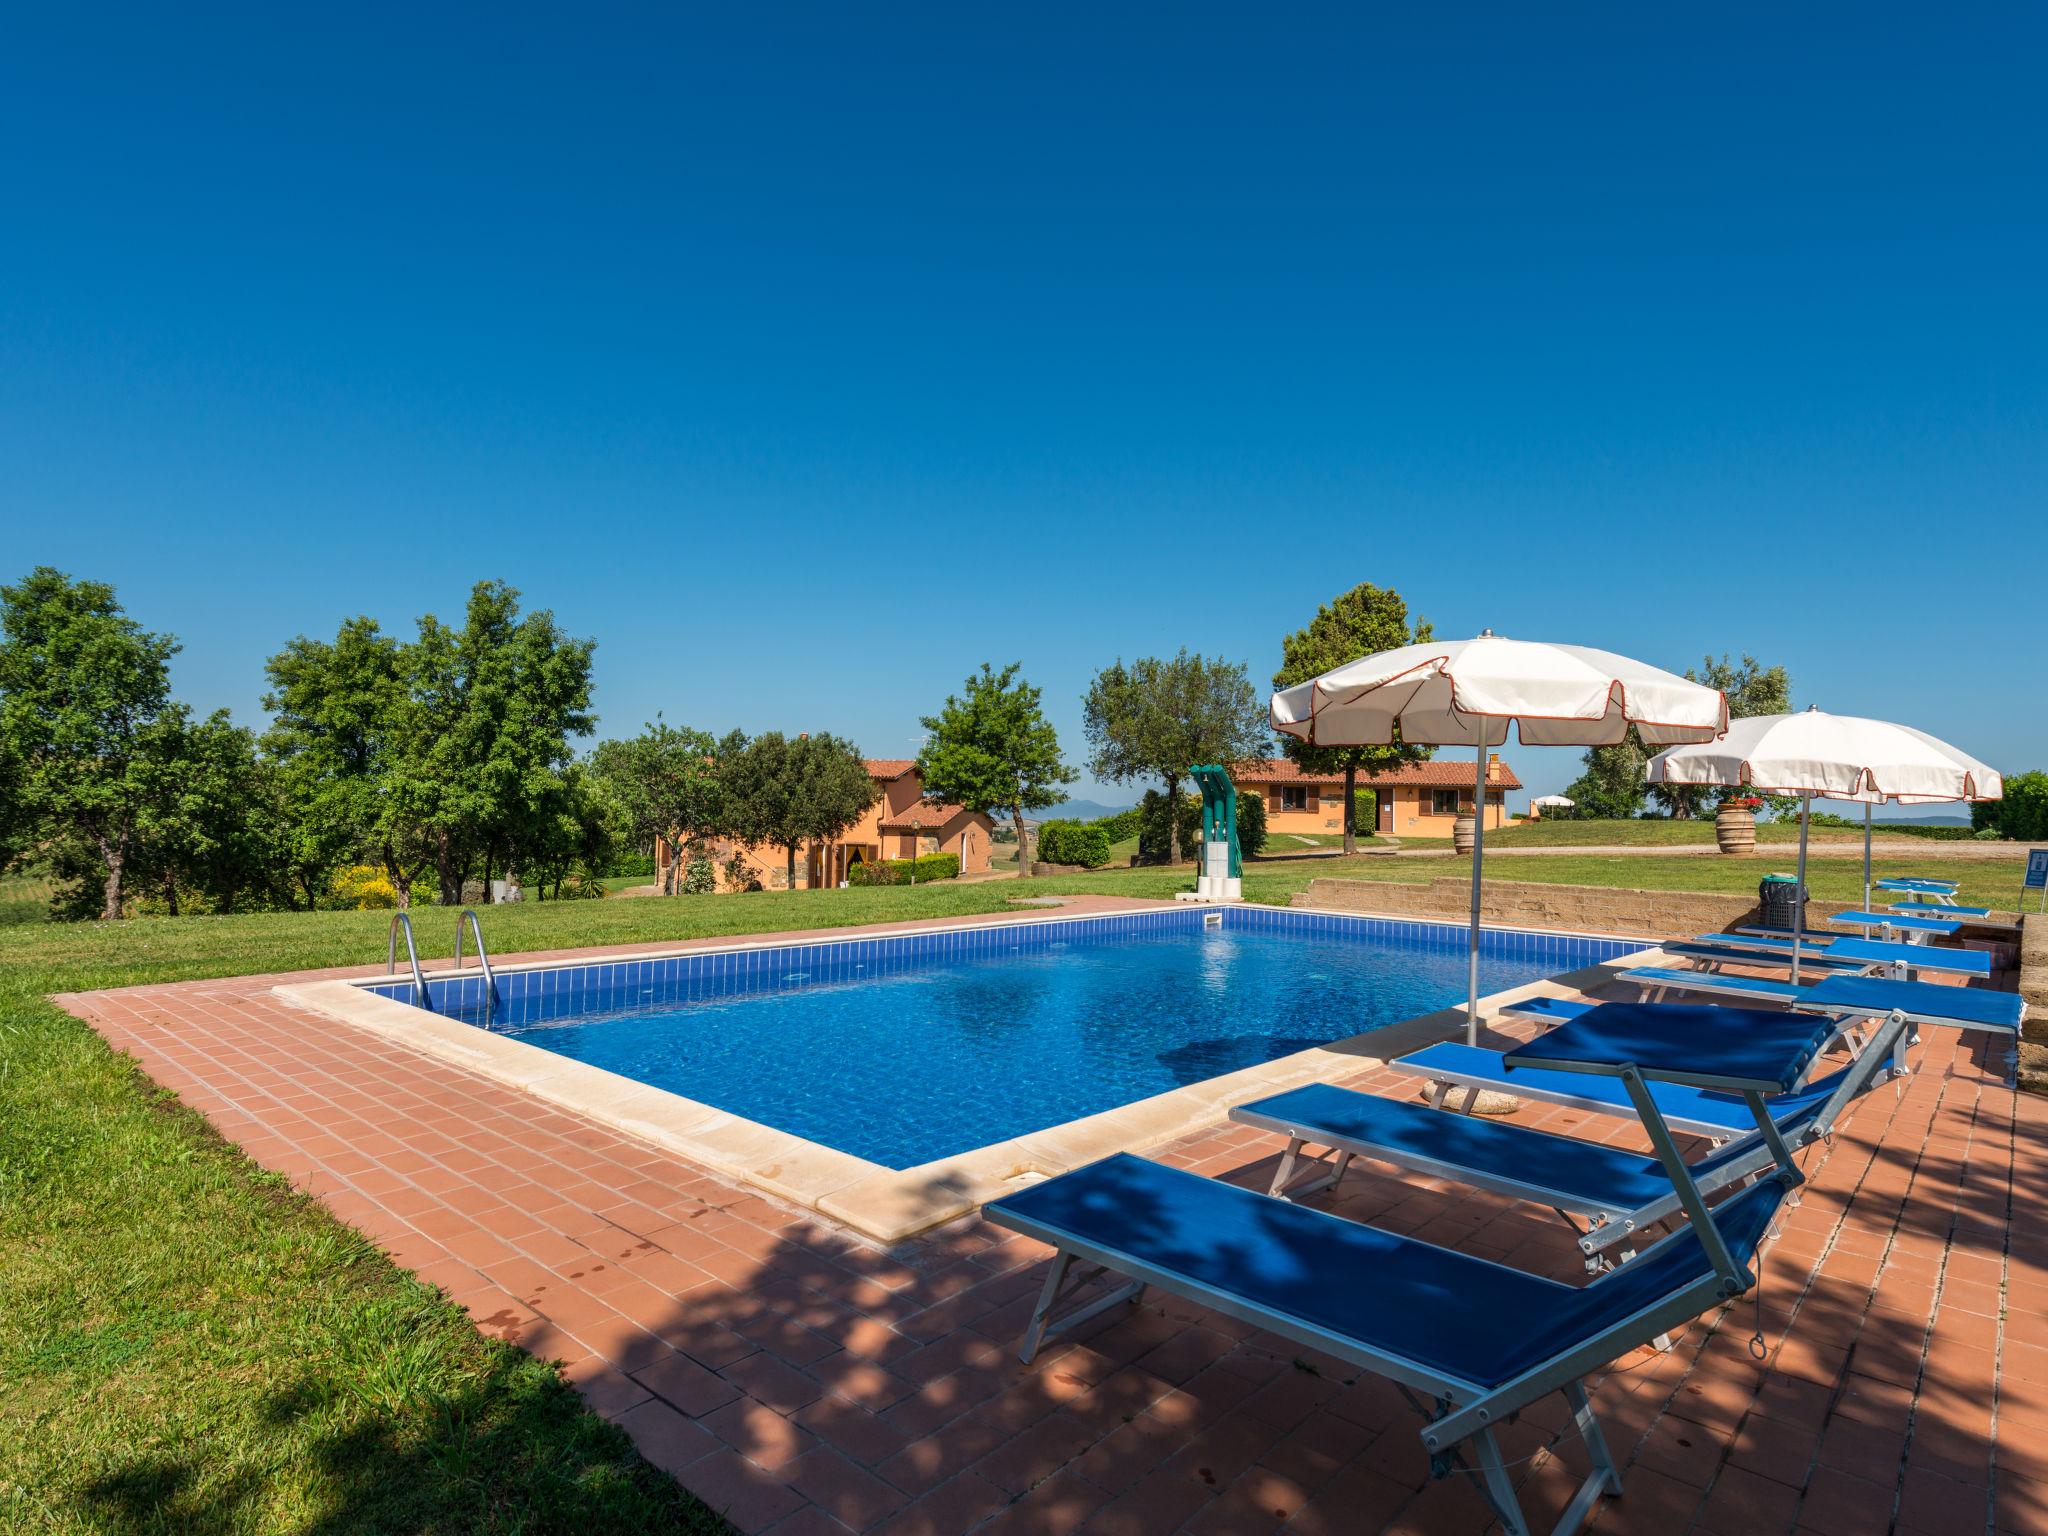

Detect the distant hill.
xmin=1028 ymin=798 xmax=1135 ymax=824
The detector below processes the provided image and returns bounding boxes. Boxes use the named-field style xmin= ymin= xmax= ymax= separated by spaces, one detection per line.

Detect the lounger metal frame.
xmin=1004 ymin=1013 xmax=1912 ymax=1536
xmin=1000 ymin=1185 xmax=1675 ymax=1536
xmin=1234 ymin=1024 xmax=1896 ymax=1259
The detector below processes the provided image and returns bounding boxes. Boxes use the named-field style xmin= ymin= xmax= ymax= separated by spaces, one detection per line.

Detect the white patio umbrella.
xmin=1645 ymin=708 xmax=2003 ymax=982
xmin=1272 ymin=631 xmax=1728 ymax=1044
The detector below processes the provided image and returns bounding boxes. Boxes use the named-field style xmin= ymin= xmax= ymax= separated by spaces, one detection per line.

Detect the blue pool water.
xmin=372 ymin=909 xmax=1643 ymax=1169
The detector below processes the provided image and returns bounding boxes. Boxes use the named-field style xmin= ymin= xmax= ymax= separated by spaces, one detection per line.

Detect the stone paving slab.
xmin=54 ymin=905 xmax=2048 ymax=1535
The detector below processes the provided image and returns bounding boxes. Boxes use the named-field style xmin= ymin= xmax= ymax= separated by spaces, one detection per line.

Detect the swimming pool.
xmin=363 ymin=907 xmax=1646 ymax=1170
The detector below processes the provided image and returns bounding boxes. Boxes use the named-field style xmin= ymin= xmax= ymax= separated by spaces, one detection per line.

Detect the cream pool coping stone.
xmin=275 ymin=908 xmax=1672 ymax=1246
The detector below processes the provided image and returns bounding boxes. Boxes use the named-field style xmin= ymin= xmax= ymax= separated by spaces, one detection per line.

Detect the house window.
xmin=1431 ymin=789 xmax=1461 ymax=816
xmin=1278 ymin=786 xmax=1309 ymax=812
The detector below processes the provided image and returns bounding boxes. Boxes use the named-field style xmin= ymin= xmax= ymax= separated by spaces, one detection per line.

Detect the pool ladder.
xmin=386 ymin=909 xmax=499 ymax=1019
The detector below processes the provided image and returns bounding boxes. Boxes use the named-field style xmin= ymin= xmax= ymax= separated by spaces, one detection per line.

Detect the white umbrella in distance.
xmin=1272 ymin=631 xmax=1728 ymax=1044
xmin=1645 ymin=708 xmax=2003 ymax=981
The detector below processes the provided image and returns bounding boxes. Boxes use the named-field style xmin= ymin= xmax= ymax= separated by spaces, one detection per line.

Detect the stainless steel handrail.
xmin=453 ymin=908 xmax=498 ymax=1020
xmin=387 ymin=911 xmax=428 ymax=1007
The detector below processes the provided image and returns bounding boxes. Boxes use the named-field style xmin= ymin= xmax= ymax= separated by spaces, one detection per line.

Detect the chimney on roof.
xmin=1487 ymin=753 xmax=1502 ymax=782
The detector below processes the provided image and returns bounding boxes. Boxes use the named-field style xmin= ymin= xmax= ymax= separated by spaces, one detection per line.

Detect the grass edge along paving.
xmin=1 ymin=855 xmax=2027 ymax=1531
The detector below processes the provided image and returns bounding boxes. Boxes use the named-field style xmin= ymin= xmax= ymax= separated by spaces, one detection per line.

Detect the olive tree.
xmin=1272 ymin=583 xmax=1433 ymax=853
xmin=1081 ymin=650 xmax=1270 ymax=864
xmin=914 ymin=662 xmax=1075 ymax=876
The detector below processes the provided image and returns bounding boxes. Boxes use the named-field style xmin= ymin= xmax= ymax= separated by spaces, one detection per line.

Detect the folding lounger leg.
xmin=1471 ymin=1427 xmax=1535 ymax=1536
xmin=1549 ymin=1380 xmax=1624 ymax=1533
xmin=1018 ymin=1250 xmax=1143 ymax=1365
xmin=1266 ymin=1139 xmax=1356 ymax=1201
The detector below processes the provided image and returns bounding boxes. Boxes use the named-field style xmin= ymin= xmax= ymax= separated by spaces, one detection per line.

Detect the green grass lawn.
xmin=0 ymin=887 xmax=1040 ymax=1536
xmin=4 ymin=853 xmax=2028 ymax=1529
xmin=1256 ymin=832 xmax=1387 ymax=850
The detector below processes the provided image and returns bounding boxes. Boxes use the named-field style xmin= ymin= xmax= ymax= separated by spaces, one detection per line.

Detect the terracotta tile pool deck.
xmin=55 ymin=899 xmax=2048 ymax=1535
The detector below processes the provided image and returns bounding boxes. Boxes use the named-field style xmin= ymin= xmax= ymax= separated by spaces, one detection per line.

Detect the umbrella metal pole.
xmin=1863 ymin=802 xmax=1872 ymax=913
xmin=1792 ymin=792 xmax=1812 ymax=987
xmin=1468 ymin=739 xmax=1487 ymax=1046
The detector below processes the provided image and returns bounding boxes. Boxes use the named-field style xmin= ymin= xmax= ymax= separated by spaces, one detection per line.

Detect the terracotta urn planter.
xmin=1453 ymin=813 xmax=1476 ymax=855
xmin=1716 ymin=803 xmax=1758 ymax=855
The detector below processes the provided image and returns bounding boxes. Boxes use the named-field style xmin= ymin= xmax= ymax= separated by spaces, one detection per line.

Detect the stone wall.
xmin=1296 ymin=875 xmax=1856 ymax=941
xmin=2019 ymin=916 xmax=2047 ymax=1094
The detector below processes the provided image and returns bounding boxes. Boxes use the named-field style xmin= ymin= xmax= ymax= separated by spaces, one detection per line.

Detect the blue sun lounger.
xmin=1886 ymin=903 xmax=2019 ymax=933
xmin=1823 ymin=937 xmax=1993 ymax=980
xmin=995 ymin=1004 xmax=1836 ymax=1536
xmin=1231 ymin=1010 xmax=1897 ymax=1259
xmin=1623 ymin=966 xmax=1810 ymax=1006
xmin=1661 ymin=941 xmax=1868 ymax=975
xmin=988 ymin=1155 xmax=1788 ymax=1536
xmin=1712 ymin=930 xmax=1838 ymax=954
xmin=1829 ymin=910 xmax=1963 ymax=942
xmin=1879 ymin=876 xmax=1962 ymax=905
xmin=1387 ymin=1040 xmax=1872 ymax=1138
xmin=1796 ymin=973 xmax=2024 ymax=1037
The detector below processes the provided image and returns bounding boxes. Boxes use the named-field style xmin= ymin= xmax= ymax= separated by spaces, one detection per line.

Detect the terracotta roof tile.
xmin=863 ymin=759 xmax=918 ymax=781
xmin=879 ymin=803 xmax=974 ymax=828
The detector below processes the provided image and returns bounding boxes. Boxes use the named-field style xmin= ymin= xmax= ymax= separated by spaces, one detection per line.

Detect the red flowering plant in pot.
xmin=1716 ymin=794 xmax=1762 ymax=853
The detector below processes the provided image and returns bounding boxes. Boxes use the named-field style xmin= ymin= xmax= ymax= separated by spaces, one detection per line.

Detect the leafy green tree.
xmin=263 ymin=582 xmax=595 ymax=907
xmin=1976 ymin=770 xmax=2048 ymax=841
xmin=263 ymin=615 xmax=409 ymax=902
xmin=516 ymin=760 xmax=619 ymax=900
xmin=265 ymin=614 xmax=439 ymax=905
xmin=1648 ymin=653 xmax=1793 ymax=819
xmin=914 ymin=662 xmax=1076 ymax=876
xmin=131 ymin=709 xmax=281 ymax=914
xmin=725 ymin=731 xmax=878 ymax=891
xmin=591 ymin=721 xmax=728 ymax=894
xmin=1562 ymin=732 xmax=1649 ymax=820
xmin=0 ymin=568 xmax=180 ymax=919
xmin=1082 ymin=651 xmax=1270 ymax=864
xmin=1272 ymin=583 xmax=1434 ymax=853
xmin=401 ymin=582 xmax=597 ymax=904
xmin=799 ymin=732 xmax=881 ymax=879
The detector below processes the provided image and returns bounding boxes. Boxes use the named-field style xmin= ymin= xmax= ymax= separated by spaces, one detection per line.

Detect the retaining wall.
xmin=2019 ymin=916 xmax=2048 ymax=1094
xmin=1291 ymin=875 xmax=1867 ymax=939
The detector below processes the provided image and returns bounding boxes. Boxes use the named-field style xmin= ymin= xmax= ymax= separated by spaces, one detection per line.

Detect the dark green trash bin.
xmin=1758 ymin=874 xmax=1806 ymax=931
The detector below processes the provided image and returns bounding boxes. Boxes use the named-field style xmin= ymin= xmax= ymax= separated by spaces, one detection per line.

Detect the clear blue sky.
xmin=3 ymin=5 xmax=2042 ymax=809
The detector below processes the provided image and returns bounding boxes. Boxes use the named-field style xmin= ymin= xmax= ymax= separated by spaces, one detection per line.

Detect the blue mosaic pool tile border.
xmin=362 ymin=904 xmax=1649 ymax=1026
xmin=1219 ymin=903 xmax=1646 ymax=970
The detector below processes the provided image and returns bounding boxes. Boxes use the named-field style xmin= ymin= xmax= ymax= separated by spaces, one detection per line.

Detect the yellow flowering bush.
xmin=332 ymin=864 xmax=398 ymax=909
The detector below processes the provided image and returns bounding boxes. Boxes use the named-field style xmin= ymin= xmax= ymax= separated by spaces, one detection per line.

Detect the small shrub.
xmin=681 ymin=855 xmax=716 ymax=894
xmin=610 ymin=852 xmax=657 ymax=877
xmin=847 ymin=852 xmax=961 ymax=886
xmin=1351 ymin=789 xmax=1377 ymax=836
xmin=1037 ymin=820 xmax=1111 ymax=868
xmin=1236 ymin=790 xmax=1267 ymax=856
xmin=332 ymin=864 xmax=398 ymax=910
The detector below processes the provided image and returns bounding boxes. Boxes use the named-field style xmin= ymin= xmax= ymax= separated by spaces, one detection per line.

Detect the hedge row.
xmin=1135 ymin=789 xmax=1266 ymax=862
xmin=1036 ymin=820 xmax=1112 ymax=868
xmin=1090 ymin=806 xmax=1143 ymax=843
xmin=847 ymin=852 xmax=961 ymax=886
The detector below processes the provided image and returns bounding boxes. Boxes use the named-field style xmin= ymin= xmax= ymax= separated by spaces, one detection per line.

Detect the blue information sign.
xmin=2028 ymin=848 xmax=2048 ymax=890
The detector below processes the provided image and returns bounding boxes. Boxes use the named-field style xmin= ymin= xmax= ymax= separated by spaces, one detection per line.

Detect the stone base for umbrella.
xmin=1421 ymin=1081 xmax=1522 ymax=1116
